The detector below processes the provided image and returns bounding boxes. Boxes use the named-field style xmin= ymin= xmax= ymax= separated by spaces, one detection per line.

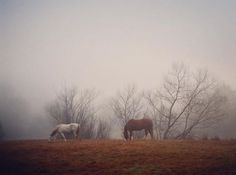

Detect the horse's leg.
xmin=149 ymin=128 xmax=154 ymax=139
xmin=76 ymin=126 xmax=80 ymax=140
xmin=129 ymin=131 xmax=133 ymax=140
xmin=145 ymin=129 xmax=148 ymax=139
xmin=73 ymin=131 xmax=77 ymax=140
xmin=59 ymin=132 xmax=67 ymax=142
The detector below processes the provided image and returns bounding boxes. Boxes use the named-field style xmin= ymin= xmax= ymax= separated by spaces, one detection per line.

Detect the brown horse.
xmin=124 ymin=118 xmax=153 ymax=140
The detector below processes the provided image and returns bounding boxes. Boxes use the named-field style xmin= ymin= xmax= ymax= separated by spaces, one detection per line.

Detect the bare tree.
xmin=46 ymin=86 xmax=98 ymax=139
xmin=146 ymin=63 xmax=228 ymax=139
xmin=80 ymin=116 xmax=96 ymax=139
xmin=96 ymin=119 xmax=111 ymax=139
xmin=110 ymin=85 xmax=144 ymax=137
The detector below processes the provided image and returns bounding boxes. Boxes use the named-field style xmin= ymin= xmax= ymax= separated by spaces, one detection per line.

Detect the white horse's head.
xmin=48 ymin=135 xmax=54 ymax=142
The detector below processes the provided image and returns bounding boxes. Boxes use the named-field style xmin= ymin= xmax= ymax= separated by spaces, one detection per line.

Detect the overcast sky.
xmin=0 ymin=0 xmax=235 ymax=139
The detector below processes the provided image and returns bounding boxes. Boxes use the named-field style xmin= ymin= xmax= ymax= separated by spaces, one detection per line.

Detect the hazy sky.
xmin=0 ymin=1 xmax=236 ymax=138
xmin=1 ymin=0 xmax=236 ymax=98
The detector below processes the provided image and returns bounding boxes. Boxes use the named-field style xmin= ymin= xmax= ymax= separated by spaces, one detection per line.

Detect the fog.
xmin=1 ymin=0 xmax=236 ymax=139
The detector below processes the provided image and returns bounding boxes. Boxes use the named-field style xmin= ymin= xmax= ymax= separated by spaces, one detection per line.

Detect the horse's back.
xmin=57 ymin=123 xmax=79 ymax=127
xmin=55 ymin=123 xmax=78 ymax=133
xmin=126 ymin=118 xmax=153 ymax=130
xmin=70 ymin=123 xmax=79 ymax=127
xmin=142 ymin=118 xmax=153 ymax=127
xmin=128 ymin=118 xmax=152 ymax=125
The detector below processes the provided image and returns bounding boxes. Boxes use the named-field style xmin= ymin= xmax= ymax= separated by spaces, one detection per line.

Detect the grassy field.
xmin=0 ymin=139 xmax=236 ymax=175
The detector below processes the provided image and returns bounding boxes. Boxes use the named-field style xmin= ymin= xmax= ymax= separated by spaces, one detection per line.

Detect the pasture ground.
xmin=0 ymin=139 xmax=236 ymax=175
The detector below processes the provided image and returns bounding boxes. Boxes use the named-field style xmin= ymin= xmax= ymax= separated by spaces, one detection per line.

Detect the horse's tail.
xmin=50 ymin=127 xmax=58 ymax=137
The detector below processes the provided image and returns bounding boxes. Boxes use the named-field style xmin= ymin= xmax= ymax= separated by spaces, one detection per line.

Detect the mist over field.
xmin=0 ymin=0 xmax=236 ymax=140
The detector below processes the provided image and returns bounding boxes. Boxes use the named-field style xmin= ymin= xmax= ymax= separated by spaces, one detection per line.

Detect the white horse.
xmin=49 ymin=123 xmax=80 ymax=142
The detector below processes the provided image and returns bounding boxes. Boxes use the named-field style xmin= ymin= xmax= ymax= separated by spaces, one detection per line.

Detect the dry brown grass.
xmin=0 ymin=139 xmax=236 ymax=175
